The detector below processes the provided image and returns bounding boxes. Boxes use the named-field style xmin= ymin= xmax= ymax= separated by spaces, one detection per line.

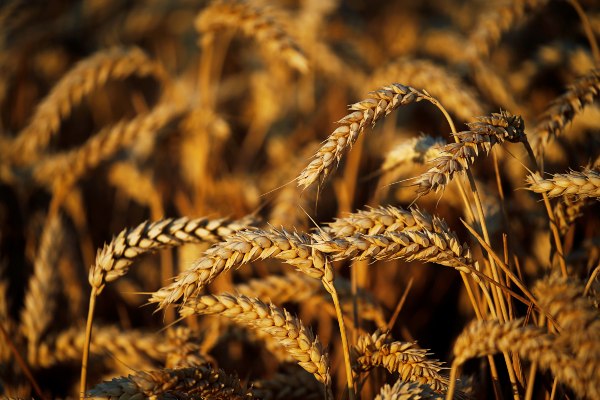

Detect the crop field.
xmin=0 ymin=0 xmax=599 ymax=399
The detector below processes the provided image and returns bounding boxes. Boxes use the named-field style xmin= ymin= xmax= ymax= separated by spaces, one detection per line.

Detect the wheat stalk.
xmin=151 ymin=228 xmax=326 ymax=310
xmin=526 ymin=169 xmax=600 ymax=199
xmin=179 ymin=293 xmax=331 ymax=387
xmin=352 ymin=330 xmax=449 ymax=393
xmin=195 ymin=0 xmax=308 ymax=73
xmin=413 ymin=110 xmax=525 ymax=195
xmin=297 ymin=83 xmax=430 ymax=188
xmin=5 ymin=47 xmax=168 ymax=165
xmin=88 ymin=365 xmax=250 ymax=400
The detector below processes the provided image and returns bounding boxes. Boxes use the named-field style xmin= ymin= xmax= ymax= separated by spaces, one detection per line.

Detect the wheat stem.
xmin=80 ymin=287 xmax=97 ymax=400
xmin=322 ymin=261 xmax=355 ymax=400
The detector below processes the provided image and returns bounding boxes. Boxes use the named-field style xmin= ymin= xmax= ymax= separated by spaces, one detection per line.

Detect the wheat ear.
xmin=6 ymin=47 xmax=168 ymax=165
xmin=33 ymin=103 xmax=185 ymax=191
xmin=297 ymin=83 xmax=430 ymax=188
xmin=38 ymin=325 xmax=168 ymax=369
xmin=195 ymin=0 xmax=308 ymax=73
xmin=531 ymin=68 xmax=600 ymax=153
xmin=450 ymin=318 xmax=596 ymax=399
xmin=151 ymin=228 xmax=326 ymax=310
xmin=467 ymin=0 xmax=549 ymax=59
xmin=375 ymin=379 xmax=444 ymax=400
xmin=526 ymin=169 xmax=600 ymax=199
xmin=251 ymin=367 xmax=323 ymax=400
xmin=88 ymin=365 xmax=250 ymax=400
xmin=81 ymin=215 xmax=253 ymax=397
xmin=414 ymin=110 xmax=525 ymax=195
xmin=352 ymin=330 xmax=449 ymax=393
xmin=179 ymin=293 xmax=331 ymax=387
xmin=89 ymin=216 xmax=255 ymax=294
xmin=19 ymin=215 xmax=62 ymax=366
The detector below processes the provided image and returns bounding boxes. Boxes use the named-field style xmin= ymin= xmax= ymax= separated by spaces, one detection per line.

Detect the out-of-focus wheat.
xmin=5 ymin=47 xmax=168 ymax=165
xmin=88 ymin=365 xmax=250 ymax=400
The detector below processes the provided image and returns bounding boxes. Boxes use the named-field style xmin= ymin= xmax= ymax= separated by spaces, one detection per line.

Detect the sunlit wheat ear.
xmin=467 ymin=0 xmax=549 ymax=59
xmin=368 ymin=58 xmax=484 ymax=121
xmin=315 ymin=205 xmax=474 ymax=270
xmin=20 ymin=215 xmax=62 ymax=366
xmin=6 ymin=47 xmax=169 ymax=165
xmin=87 ymin=365 xmax=250 ymax=400
xmin=89 ymin=216 xmax=255 ymax=294
xmin=375 ymin=379 xmax=444 ymax=400
xmin=297 ymin=83 xmax=430 ymax=189
xmin=179 ymin=293 xmax=331 ymax=387
xmin=452 ymin=317 xmax=598 ymax=399
xmin=195 ymin=0 xmax=308 ymax=73
xmin=151 ymin=228 xmax=326 ymax=310
xmin=251 ymin=367 xmax=323 ymax=400
xmin=526 ymin=169 xmax=600 ymax=199
xmin=351 ymin=330 xmax=449 ymax=393
xmin=531 ymin=68 xmax=600 ymax=154
xmin=413 ymin=110 xmax=525 ymax=196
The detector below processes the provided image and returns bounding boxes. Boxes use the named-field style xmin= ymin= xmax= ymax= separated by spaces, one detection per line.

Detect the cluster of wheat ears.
xmin=0 ymin=0 xmax=599 ymax=399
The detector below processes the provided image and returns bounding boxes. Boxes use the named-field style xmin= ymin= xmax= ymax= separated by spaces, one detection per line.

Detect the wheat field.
xmin=0 ymin=0 xmax=599 ymax=399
